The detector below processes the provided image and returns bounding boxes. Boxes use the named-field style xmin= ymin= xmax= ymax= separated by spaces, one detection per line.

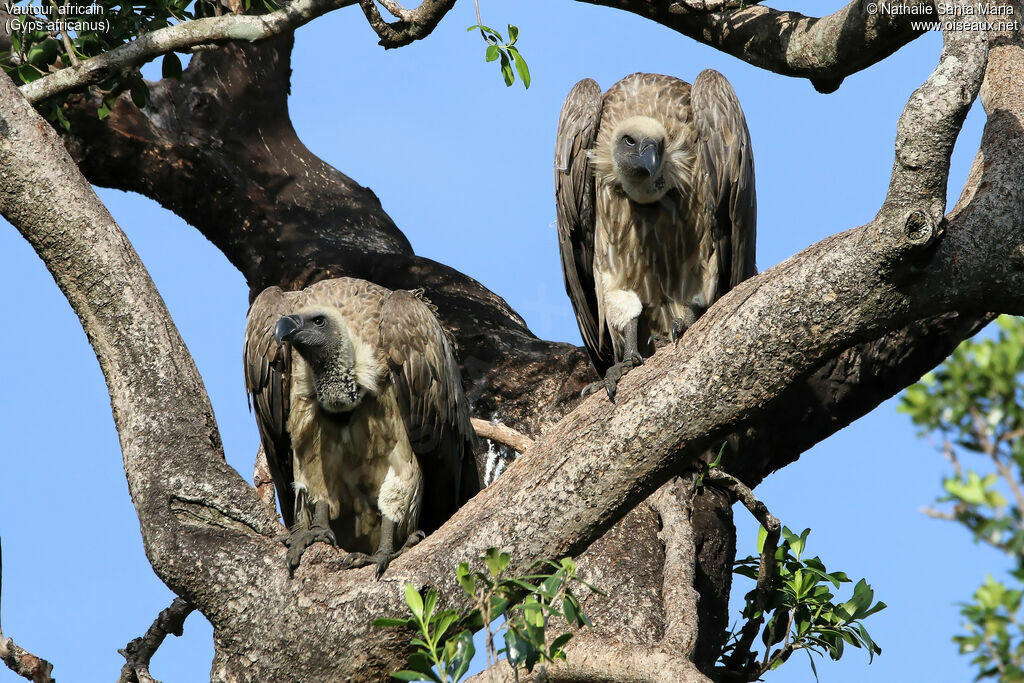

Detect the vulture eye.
xmin=312 ymin=316 xmax=327 ymax=327
xmin=623 ymin=135 xmax=636 ymax=147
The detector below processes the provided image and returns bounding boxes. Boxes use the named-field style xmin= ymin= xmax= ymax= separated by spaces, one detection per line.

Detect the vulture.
xmin=244 ymin=277 xmax=480 ymax=576
xmin=555 ymin=71 xmax=756 ymax=400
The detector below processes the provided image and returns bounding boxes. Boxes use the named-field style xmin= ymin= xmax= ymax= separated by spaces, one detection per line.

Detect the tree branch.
xmin=708 ymin=471 xmax=780 ymax=677
xmin=574 ymin=0 xmax=931 ymax=92
xmin=649 ymin=480 xmax=702 ymax=654
xmin=0 ymin=63 xmax=280 ymax=625
xmin=471 ymin=417 xmax=534 ymax=455
xmin=357 ymin=0 xmax=455 ymax=48
xmin=19 ymin=0 xmax=357 ymax=104
xmin=0 ymin=539 xmax=55 ymax=683
xmin=118 ymin=598 xmax=196 ymax=683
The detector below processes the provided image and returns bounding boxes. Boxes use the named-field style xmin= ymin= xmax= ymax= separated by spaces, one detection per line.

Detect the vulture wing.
xmin=555 ymin=78 xmax=615 ymax=374
xmin=379 ymin=290 xmax=480 ymax=535
xmin=692 ymin=69 xmax=757 ymax=297
xmin=244 ymin=286 xmax=296 ymax=527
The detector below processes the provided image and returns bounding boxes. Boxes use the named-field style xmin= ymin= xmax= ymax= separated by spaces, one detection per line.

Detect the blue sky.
xmin=0 ymin=0 xmax=1002 ymax=680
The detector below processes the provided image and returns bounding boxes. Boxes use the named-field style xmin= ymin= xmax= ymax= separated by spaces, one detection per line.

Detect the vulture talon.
xmin=671 ymin=304 xmax=703 ymax=345
xmin=583 ymin=358 xmax=641 ymax=403
xmin=648 ymin=332 xmax=673 ymax=351
xmin=283 ymin=524 xmax=337 ymax=573
xmin=670 ymin=317 xmax=690 ymax=344
xmin=342 ymin=533 xmax=422 ymax=579
xmin=402 ymin=530 xmax=427 ymax=550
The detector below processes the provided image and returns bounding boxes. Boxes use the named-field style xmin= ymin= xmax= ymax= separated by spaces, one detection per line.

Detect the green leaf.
xmin=130 ymin=80 xmax=150 ymax=108
xmin=16 ymin=64 xmax=42 ymax=84
xmin=390 ymin=672 xmax=436 ymax=682
xmin=710 ymin=442 xmax=726 ymax=469
xmin=540 ymin=570 xmax=564 ymax=600
xmin=499 ymin=51 xmax=514 ymax=86
xmin=504 ymin=627 xmax=532 ymax=668
xmin=550 ymin=632 xmax=573 ymax=653
xmin=373 ymin=617 xmax=414 ymax=628
xmin=523 ymin=597 xmax=545 ymax=628
xmin=507 ymin=24 xmax=519 ymax=44
xmin=405 ymin=582 xmax=424 ymax=620
xmin=508 ymin=46 xmax=530 ymax=89
xmin=450 ymin=629 xmax=475 ymax=680
xmin=422 ymin=587 xmax=437 ymax=621
xmin=485 ymin=44 xmax=499 ymax=62
xmin=563 ymin=596 xmax=579 ymax=625
xmin=456 ymin=562 xmax=475 ymax=598
xmin=162 ymin=52 xmax=183 ymax=78
xmin=434 ymin=611 xmax=457 ymax=641
xmin=27 ymin=39 xmax=58 ymax=68
xmin=484 ymin=548 xmax=510 ymax=577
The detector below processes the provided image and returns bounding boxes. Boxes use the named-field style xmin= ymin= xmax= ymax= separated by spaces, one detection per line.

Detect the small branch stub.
xmin=904 ymin=209 xmax=941 ymax=249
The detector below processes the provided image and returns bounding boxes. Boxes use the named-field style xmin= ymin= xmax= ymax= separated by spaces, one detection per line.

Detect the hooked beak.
xmin=274 ymin=315 xmax=303 ymax=343
xmin=638 ymin=142 xmax=660 ymax=178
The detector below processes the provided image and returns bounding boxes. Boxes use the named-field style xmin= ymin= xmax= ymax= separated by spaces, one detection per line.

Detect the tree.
xmin=0 ymin=0 xmax=1019 ymax=680
xmin=903 ymin=316 xmax=1024 ymax=681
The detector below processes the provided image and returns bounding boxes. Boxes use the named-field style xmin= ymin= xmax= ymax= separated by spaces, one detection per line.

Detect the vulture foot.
xmin=651 ymin=308 xmax=702 ymax=348
xmin=581 ymin=356 xmax=641 ymax=403
xmin=582 ymin=316 xmax=643 ymax=402
xmin=283 ymin=499 xmax=336 ymax=573
xmin=342 ymin=531 xmax=425 ymax=579
xmin=284 ymin=525 xmax=337 ymax=573
xmin=671 ymin=303 xmax=704 ymax=342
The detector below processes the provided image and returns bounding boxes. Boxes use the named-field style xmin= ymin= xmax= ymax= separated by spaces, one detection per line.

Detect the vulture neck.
xmin=309 ymin=354 xmax=364 ymax=415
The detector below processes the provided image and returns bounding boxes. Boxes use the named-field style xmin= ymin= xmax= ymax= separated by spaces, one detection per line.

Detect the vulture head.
xmin=274 ymin=306 xmax=378 ymax=413
xmin=610 ymin=115 xmax=668 ymax=204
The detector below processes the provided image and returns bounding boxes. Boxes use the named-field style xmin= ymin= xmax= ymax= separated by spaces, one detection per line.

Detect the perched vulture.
xmin=555 ymin=71 xmax=756 ymax=399
xmin=244 ymin=277 xmax=480 ymax=576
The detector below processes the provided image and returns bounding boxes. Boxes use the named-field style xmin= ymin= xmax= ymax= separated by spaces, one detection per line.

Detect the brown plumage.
xmin=244 ymin=277 xmax=480 ymax=575
xmin=555 ymin=71 xmax=756 ymax=398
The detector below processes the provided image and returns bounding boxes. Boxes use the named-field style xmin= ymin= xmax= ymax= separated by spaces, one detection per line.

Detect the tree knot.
xmin=903 ymin=209 xmax=942 ymax=250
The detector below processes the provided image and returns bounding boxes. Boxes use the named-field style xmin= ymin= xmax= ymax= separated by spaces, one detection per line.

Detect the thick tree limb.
xmin=0 ymin=540 xmax=55 ymax=683
xmin=575 ymin=0 xmax=931 ymax=92
xmin=17 ymin=0 xmax=928 ymax=104
xmin=19 ymin=0 xmax=357 ymax=104
xmin=0 ymin=56 xmax=281 ymax=659
xmin=117 ymin=598 xmax=196 ymax=683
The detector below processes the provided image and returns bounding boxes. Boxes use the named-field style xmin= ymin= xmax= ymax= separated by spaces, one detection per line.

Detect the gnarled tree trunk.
xmin=1 ymin=0 xmax=1021 ymax=680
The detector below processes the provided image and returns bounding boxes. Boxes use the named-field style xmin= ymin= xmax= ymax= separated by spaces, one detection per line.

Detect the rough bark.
xmin=573 ymin=0 xmax=930 ymax=92
xmin=2 ymin=1 xmax=1021 ymax=681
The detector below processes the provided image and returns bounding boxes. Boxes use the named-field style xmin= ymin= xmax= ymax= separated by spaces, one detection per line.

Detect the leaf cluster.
xmin=901 ymin=316 xmax=1024 ymax=558
xmin=722 ymin=527 xmax=886 ymax=680
xmin=1 ymin=0 xmax=275 ymax=126
xmin=901 ymin=316 xmax=1024 ymax=681
xmin=467 ymin=24 xmax=529 ymax=89
xmin=955 ymin=575 xmax=1024 ymax=681
xmin=374 ymin=548 xmax=600 ymax=682
xmin=373 ymin=582 xmax=476 ymax=683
